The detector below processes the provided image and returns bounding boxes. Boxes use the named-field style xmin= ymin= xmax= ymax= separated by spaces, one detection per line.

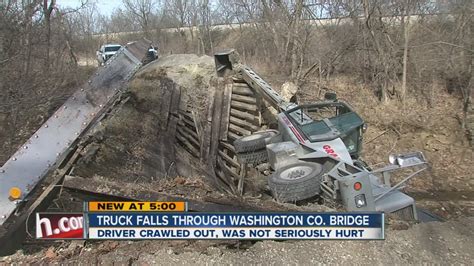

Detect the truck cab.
xmin=284 ymin=101 xmax=365 ymax=160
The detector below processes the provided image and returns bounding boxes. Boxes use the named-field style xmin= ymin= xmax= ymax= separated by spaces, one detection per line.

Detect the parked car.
xmin=96 ymin=44 xmax=122 ymax=66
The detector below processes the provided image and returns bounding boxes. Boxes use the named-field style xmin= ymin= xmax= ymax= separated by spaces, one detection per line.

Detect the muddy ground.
xmin=0 ymin=54 xmax=473 ymax=263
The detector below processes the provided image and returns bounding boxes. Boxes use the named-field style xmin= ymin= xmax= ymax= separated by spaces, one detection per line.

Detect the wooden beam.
xmin=220 ymin=160 xmax=240 ymax=180
xmin=232 ymin=77 xmax=246 ymax=83
xmin=218 ymin=150 xmax=240 ymax=168
xmin=219 ymin=141 xmax=235 ymax=153
xmin=230 ymin=108 xmax=258 ymax=122
xmin=216 ymin=156 xmax=238 ymax=188
xmin=233 ymin=82 xmax=251 ymax=88
xmin=158 ymin=81 xmax=174 ymax=129
xmin=200 ymin=84 xmax=215 ymax=163
xmin=180 ymin=113 xmax=196 ymax=128
xmin=191 ymin=111 xmax=201 ymax=140
xmin=176 ymin=131 xmax=199 ymax=157
xmin=232 ymin=84 xmax=254 ymax=96
xmin=177 ymin=125 xmax=200 ymax=148
xmin=237 ymin=164 xmax=247 ymax=196
xmin=227 ymin=131 xmax=240 ymax=141
xmin=178 ymin=109 xmax=191 ymax=116
xmin=209 ymin=79 xmax=225 ymax=167
xmin=216 ymin=169 xmax=236 ymax=194
xmin=219 ymin=84 xmax=232 ymax=141
xmin=169 ymin=85 xmax=181 ymax=116
xmin=231 ymin=94 xmax=257 ymax=104
xmin=228 ymin=123 xmax=252 ymax=136
xmin=229 ymin=116 xmax=259 ymax=132
xmin=177 ymin=121 xmax=199 ymax=141
xmin=231 ymin=100 xmax=258 ymax=112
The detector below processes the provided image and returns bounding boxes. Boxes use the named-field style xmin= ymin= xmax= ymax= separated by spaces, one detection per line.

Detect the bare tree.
xmin=163 ymin=0 xmax=195 ymax=52
xmin=42 ymin=0 xmax=56 ymax=69
xmin=122 ymin=0 xmax=157 ymax=38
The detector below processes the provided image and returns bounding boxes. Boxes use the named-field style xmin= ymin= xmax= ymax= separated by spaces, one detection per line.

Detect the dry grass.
xmin=295 ymin=75 xmax=473 ymax=193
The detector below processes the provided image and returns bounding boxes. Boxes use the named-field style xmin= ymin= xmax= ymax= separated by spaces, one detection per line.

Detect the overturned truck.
xmin=212 ymin=50 xmax=428 ymax=220
xmin=0 ymin=43 xmax=429 ymax=253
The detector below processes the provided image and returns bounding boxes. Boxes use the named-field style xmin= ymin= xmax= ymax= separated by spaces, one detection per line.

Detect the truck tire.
xmin=237 ymin=149 xmax=268 ymax=165
xmin=234 ymin=130 xmax=278 ymax=153
xmin=268 ymin=162 xmax=323 ymax=202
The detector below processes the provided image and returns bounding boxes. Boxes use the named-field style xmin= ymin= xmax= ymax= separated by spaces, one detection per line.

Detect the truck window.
xmin=105 ymin=46 xmax=121 ymax=52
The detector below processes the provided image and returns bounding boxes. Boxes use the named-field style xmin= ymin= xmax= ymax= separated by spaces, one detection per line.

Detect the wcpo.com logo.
xmin=36 ymin=213 xmax=84 ymax=239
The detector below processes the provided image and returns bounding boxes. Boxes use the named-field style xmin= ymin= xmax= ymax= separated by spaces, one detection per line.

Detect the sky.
xmin=57 ymin=0 xmax=124 ymax=16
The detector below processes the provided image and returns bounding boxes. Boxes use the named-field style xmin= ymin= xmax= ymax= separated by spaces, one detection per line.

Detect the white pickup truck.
xmin=96 ymin=44 xmax=122 ymax=66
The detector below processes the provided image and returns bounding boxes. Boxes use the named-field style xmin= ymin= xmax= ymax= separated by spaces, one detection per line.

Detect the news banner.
xmin=36 ymin=202 xmax=384 ymax=240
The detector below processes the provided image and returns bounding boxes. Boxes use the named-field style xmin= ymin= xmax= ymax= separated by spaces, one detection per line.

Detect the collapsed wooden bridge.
xmin=0 ymin=46 xmax=282 ymax=255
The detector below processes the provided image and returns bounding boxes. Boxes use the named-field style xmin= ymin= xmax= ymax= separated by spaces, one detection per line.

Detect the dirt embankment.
xmin=70 ymin=54 xmax=216 ymax=183
xmin=1 ymin=217 xmax=472 ymax=264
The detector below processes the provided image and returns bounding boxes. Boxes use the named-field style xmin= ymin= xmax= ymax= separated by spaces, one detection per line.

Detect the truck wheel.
xmin=268 ymin=162 xmax=323 ymax=202
xmin=234 ymin=130 xmax=278 ymax=153
xmin=237 ymin=149 xmax=268 ymax=165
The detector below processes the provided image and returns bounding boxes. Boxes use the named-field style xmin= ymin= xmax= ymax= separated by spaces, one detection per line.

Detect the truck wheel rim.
xmin=280 ymin=166 xmax=312 ymax=180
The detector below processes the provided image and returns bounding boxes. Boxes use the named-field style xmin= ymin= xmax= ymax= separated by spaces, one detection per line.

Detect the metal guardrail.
xmin=0 ymin=41 xmax=147 ymax=225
